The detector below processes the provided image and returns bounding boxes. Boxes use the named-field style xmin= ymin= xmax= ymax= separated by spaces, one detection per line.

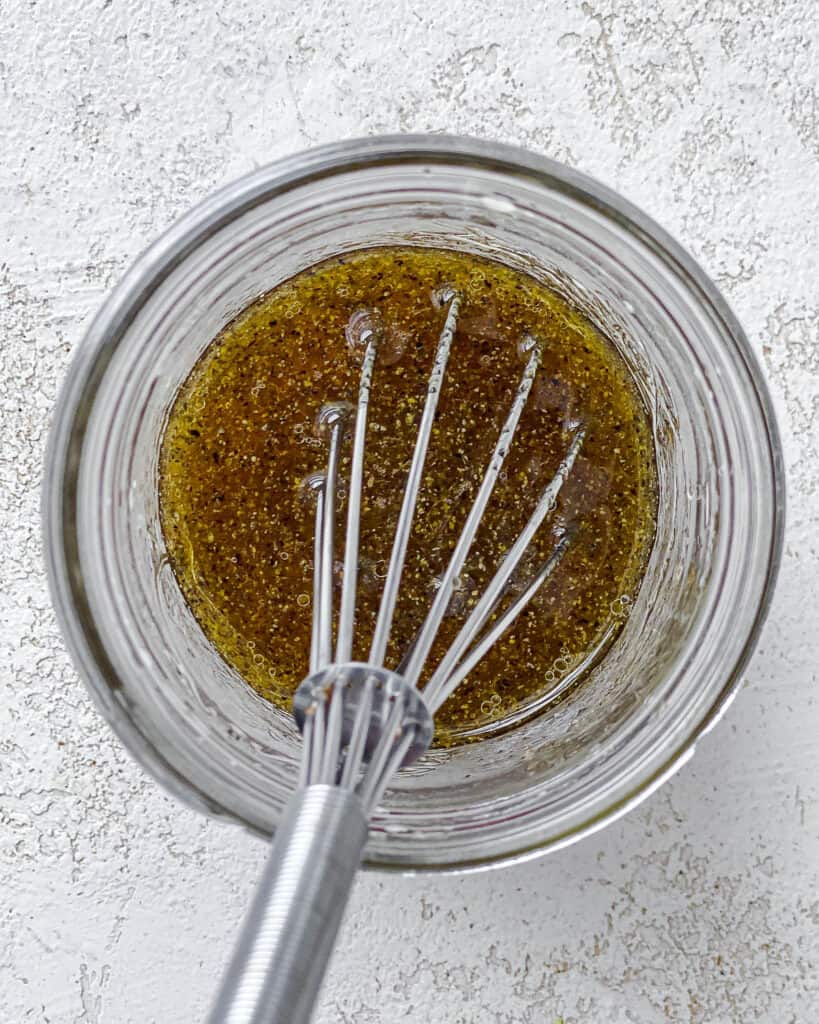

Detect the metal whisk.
xmin=209 ymin=289 xmax=585 ymax=1024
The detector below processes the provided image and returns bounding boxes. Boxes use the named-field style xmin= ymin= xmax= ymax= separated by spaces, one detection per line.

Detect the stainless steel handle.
xmin=207 ymin=785 xmax=369 ymax=1024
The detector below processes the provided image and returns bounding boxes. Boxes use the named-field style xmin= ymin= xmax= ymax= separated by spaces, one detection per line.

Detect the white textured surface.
xmin=1 ymin=1 xmax=818 ymax=1021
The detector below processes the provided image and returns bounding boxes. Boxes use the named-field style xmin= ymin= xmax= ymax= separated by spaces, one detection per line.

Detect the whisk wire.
xmin=400 ymin=336 xmax=544 ymax=689
xmin=337 ymin=339 xmax=379 ymax=663
xmin=340 ymin=673 xmax=375 ymax=788
xmin=322 ymin=673 xmax=346 ymax=783
xmin=357 ymin=695 xmax=407 ymax=809
xmin=369 ymin=290 xmax=462 ymax=666
xmin=362 ymin=729 xmax=414 ymax=813
xmin=423 ymin=427 xmax=586 ymax=708
xmin=309 ymin=698 xmax=326 ymax=782
xmin=298 ymin=712 xmax=314 ymax=788
xmin=427 ymin=529 xmax=575 ymax=713
xmin=308 ymin=477 xmax=326 ymax=674
xmin=318 ymin=414 xmax=346 ymax=668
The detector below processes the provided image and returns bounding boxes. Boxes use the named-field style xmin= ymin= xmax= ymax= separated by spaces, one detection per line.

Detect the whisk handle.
xmin=207 ymin=784 xmax=369 ymax=1024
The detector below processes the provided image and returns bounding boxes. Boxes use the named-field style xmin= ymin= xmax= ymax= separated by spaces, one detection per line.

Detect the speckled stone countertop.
xmin=2 ymin=2 xmax=817 ymax=1021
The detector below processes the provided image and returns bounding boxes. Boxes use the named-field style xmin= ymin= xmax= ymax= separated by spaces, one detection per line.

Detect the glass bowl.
xmin=43 ymin=135 xmax=784 ymax=871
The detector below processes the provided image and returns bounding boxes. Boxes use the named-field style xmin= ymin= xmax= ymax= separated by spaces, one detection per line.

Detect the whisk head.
xmin=295 ymin=288 xmax=584 ymax=806
xmin=294 ymin=664 xmax=433 ymax=814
